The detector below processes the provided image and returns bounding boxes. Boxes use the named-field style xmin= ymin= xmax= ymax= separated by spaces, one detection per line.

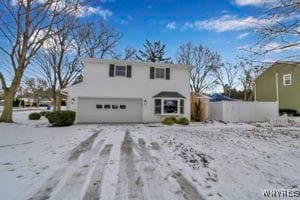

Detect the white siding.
xmin=66 ymin=60 xmax=191 ymax=123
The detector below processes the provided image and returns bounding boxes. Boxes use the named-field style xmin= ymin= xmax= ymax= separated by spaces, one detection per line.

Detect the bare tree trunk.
xmin=0 ymin=91 xmax=14 ymax=122
xmin=0 ymin=68 xmax=24 ymax=122
xmin=56 ymin=92 xmax=62 ymax=111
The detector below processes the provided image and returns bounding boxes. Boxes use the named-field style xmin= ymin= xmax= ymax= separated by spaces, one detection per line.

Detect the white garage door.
xmin=77 ymin=97 xmax=142 ymax=123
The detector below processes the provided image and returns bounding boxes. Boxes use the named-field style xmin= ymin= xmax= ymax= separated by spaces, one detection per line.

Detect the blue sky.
xmin=84 ymin=0 xmax=292 ymax=63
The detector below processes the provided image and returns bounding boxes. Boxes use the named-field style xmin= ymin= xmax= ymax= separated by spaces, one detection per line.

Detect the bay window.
xmin=154 ymin=98 xmax=184 ymax=115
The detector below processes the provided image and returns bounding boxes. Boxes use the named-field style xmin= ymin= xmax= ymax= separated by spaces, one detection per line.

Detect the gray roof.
xmin=153 ymin=91 xmax=186 ymax=99
xmin=81 ymin=58 xmax=194 ymax=70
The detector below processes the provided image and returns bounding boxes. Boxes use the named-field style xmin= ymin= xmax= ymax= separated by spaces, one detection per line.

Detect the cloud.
xmin=166 ymin=22 xmax=176 ymax=30
xmin=119 ymin=15 xmax=133 ymax=25
xmin=237 ymin=32 xmax=250 ymax=39
xmin=261 ymin=42 xmax=300 ymax=53
xmin=182 ymin=22 xmax=194 ymax=30
xmin=184 ymin=14 xmax=285 ymax=32
xmin=236 ymin=42 xmax=300 ymax=54
xmin=234 ymin=0 xmax=277 ymax=6
xmin=77 ymin=5 xmax=112 ymax=19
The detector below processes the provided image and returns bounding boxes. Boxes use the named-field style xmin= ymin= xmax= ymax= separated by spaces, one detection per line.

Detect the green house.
xmin=255 ymin=62 xmax=300 ymax=115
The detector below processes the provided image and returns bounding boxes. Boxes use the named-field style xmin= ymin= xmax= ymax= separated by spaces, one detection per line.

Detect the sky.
xmin=82 ymin=0 xmax=297 ymax=64
xmin=0 ymin=0 xmax=298 ymax=88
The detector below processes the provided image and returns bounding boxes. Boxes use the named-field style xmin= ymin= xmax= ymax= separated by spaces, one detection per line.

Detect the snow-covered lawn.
xmin=0 ymin=112 xmax=299 ymax=200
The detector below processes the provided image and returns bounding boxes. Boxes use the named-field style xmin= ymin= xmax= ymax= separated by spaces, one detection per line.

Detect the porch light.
xmin=71 ymin=98 xmax=75 ymax=104
xmin=143 ymin=99 xmax=147 ymax=105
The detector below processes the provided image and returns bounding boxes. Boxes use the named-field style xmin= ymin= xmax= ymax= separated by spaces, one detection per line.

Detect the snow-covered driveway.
xmin=0 ymin=112 xmax=299 ymax=200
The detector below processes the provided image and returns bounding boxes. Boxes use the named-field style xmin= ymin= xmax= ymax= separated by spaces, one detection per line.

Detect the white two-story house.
xmin=65 ymin=58 xmax=193 ymax=123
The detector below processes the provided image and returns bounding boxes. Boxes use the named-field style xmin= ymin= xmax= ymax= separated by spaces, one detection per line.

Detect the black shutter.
xmin=180 ymin=99 xmax=184 ymax=114
xmin=166 ymin=68 xmax=170 ymax=80
xmin=150 ymin=67 xmax=155 ymax=79
xmin=127 ymin=65 xmax=132 ymax=78
xmin=109 ymin=64 xmax=114 ymax=77
xmin=155 ymin=99 xmax=161 ymax=114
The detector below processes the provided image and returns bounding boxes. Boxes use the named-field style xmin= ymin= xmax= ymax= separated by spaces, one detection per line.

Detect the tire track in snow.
xmin=50 ymin=139 xmax=105 ymax=200
xmin=172 ymin=172 xmax=206 ymax=200
xmin=28 ymin=129 xmax=102 ymax=200
xmin=136 ymin=138 xmax=186 ymax=200
xmin=83 ymin=144 xmax=113 ymax=200
xmin=134 ymin=133 xmax=205 ymax=200
xmin=115 ymin=130 xmax=144 ymax=200
xmin=69 ymin=130 xmax=101 ymax=161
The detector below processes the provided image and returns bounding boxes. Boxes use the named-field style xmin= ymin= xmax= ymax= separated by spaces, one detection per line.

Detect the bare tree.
xmin=78 ymin=21 xmax=122 ymax=58
xmin=249 ymin=0 xmax=300 ymax=59
xmin=239 ymin=61 xmax=266 ymax=101
xmin=34 ymin=18 xmax=84 ymax=111
xmin=0 ymin=0 xmax=82 ymax=122
xmin=22 ymin=77 xmax=49 ymax=106
xmin=176 ymin=42 xmax=221 ymax=92
xmin=113 ymin=46 xmax=137 ymax=60
xmin=214 ymin=62 xmax=238 ymax=97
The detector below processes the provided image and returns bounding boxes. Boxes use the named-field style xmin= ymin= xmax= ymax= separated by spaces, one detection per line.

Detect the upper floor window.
xmin=155 ymin=68 xmax=165 ymax=79
xmin=115 ymin=66 xmax=126 ymax=76
xmin=283 ymin=74 xmax=292 ymax=86
xmin=150 ymin=67 xmax=170 ymax=80
xmin=109 ymin=64 xmax=132 ymax=78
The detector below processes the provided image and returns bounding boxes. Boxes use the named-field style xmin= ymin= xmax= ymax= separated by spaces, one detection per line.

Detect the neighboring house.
xmin=255 ymin=62 xmax=300 ymax=114
xmin=20 ymin=97 xmax=35 ymax=107
xmin=65 ymin=58 xmax=193 ymax=123
xmin=209 ymin=93 xmax=237 ymax=102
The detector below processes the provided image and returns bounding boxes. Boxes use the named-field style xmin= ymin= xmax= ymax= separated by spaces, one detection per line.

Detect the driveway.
xmin=0 ymin=112 xmax=299 ymax=200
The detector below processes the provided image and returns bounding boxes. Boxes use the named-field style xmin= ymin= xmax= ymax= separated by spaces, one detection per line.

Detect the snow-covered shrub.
xmin=162 ymin=117 xmax=175 ymax=126
xmin=28 ymin=112 xmax=41 ymax=120
xmin=47 ymin=111 xmax=76 ymax=126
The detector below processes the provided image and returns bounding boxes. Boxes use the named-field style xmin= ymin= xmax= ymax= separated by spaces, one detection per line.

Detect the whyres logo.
xmin=263 ymin=189 xmax=300 ymax=198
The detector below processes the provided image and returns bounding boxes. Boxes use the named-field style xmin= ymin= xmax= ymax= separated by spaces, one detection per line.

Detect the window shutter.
xmin=127 ymin=65 xmax=132 ymax=78
xmin=155 ymin=99 xmax=161 ymax=114
xmin=109 ymin=64 xmax=115 ymax=77
xmin=166 ymin=68 xmax=170 ymax=80
xmin=180 ymin=99 xmax=184 ymax=114
xmin=150 ymin=67 xmax=155 ymax=79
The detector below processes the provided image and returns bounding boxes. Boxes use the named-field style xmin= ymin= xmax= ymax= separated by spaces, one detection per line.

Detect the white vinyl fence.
xmin=209 ymin=101 xmax=279 ymax=122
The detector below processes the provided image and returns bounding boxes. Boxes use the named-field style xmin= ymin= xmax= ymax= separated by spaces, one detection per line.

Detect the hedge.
xmin=47 ymin=111 xmax=76 ymax=127
xmin=161 ymin=117 xmax=190 ymax=126
xmin=28 ymin=112 xmax=41 ymax=120
xmin=162 ymin=117 xmax=175 ymax=126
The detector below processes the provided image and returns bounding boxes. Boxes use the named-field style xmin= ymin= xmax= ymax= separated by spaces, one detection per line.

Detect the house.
xmin=255 ymin=62 xmax=300 ymax=115
xmin=65 ymin=58 xmax=193 ymax=123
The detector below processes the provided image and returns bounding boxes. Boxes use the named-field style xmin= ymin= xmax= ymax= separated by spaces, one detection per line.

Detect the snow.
xmin=0 ymin=112 xmax=299 ymax=200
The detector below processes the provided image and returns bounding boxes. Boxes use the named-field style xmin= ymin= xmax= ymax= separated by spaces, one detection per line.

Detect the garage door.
xmin=77 ymin=97 xmax=142 ymax=123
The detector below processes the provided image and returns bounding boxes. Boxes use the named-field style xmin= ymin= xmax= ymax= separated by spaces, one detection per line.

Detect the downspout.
xmin=254 ymin=82 xmax=256 ymax=101
xmin=275 ymin=73 xmax=279 ymax=114
xmin=275 ymin=73 xmax=279 ymax=102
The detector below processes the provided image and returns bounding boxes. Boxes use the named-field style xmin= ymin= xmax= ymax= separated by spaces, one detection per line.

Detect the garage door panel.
xmin=77 ymin=98 xmax=142 ymax=123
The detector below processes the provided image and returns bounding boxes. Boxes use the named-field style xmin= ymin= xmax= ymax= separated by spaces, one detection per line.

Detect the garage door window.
xmin=120 ymin=105 xmax=126 ymax=109
xmin=112 ymin=105 xmax=118 ymax=109
xmin=96 ymin=104 xmax=103 ymax=109
xmin=104 ymin=104 xmax=111 ymax=109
